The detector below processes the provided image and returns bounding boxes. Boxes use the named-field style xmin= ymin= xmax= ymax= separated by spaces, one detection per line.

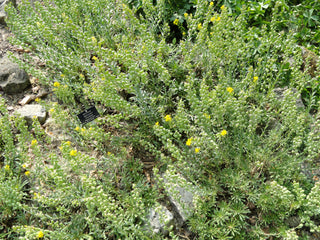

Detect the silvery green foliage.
xmin=2 ymin=0 xmax=320 ymax=238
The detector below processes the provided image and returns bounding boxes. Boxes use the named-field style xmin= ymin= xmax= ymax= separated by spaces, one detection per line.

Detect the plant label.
xmin=77 ymin=106 xmax=100 ymax=124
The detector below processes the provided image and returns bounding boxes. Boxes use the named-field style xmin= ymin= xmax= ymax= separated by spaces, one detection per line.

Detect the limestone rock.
xmin=147 ymin=205 xmax=174 ymax=235
xmin=162 ymin=170 xmax=198 ymax=225
xmin=15 ymin=104 xmax=47 ymax=125
xmin=0 ymin=57 xmax=31 ymax=94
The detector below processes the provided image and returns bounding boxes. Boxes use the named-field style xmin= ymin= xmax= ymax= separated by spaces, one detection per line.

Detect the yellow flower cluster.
xmin=37 ymin=231 xmax=44 ymax=238
xmin=186 ymin=138 xmax=193 ymax=146
xmin=33 ymin=192 xmax=40 ymax=199
xmin=53 ymin=82 xmax=60 ymax=87
xmin=227 ymin=87 xmax=234 ymax=93
xmin=31 ymin=139 xmax=38 ymax=146
xmin=211 ymin=16 xmax=221 ymax=22
xmin=4 ymin=164 xmax=10 ymax=171
xmin=165 ymin=115 xmax=172 ymax=122
xmin=70 ymin=149 xmax=77 ymax=156
xmin=173 ymin=19 xmax=179 ymax=25
xmin=220 ymin=129 xmax=227 ymax=136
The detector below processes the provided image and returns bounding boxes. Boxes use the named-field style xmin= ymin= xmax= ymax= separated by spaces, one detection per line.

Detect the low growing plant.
xmin=2 ymin=0 xmax=320 ymax=239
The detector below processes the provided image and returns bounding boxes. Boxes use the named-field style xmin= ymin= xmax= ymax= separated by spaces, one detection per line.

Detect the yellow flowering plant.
xmin=3 ymin=0 xmax=320 ymax=239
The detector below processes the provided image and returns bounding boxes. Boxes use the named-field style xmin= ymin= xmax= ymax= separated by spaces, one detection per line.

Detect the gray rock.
xmin=273 ymin=87 xmax=304 ymax=109
xmin=162 ymin=170 xmax=198 ymax=224
xmin=0 ymin=0 xmax=14 ymax=25
xmin=0 ymin=11 xmax=5 ymax=26
xmin=15 ymin=104 xmax=47 ymax=125
xmin=0 ymin=57 xmax=30 ymax=94
xmin=147 ymin=205 xmax=174 ymax=235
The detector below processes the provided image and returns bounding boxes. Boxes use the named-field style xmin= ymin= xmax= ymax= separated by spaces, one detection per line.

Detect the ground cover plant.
xmin=1 ymin=0 xmax=320 ymax=239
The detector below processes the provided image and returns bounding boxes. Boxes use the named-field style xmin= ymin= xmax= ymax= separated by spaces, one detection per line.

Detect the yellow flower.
xmin=184 ymin=13 xmax=188 ymax=18
xmin=75 ymin=126 xmax=80 ymax=131
xmin=220 ymin=129 xmax=227 ymax=136
xmin=53 ymin=82 xmax=60 ymax=87
xmin=253 ymin=76 xmax=259 ymax=83
xmin=107 ymin=152 xmax=111 ymax=155
xmin=25 ymin=171 xmax=31 ymax=177
xmin=204 ymin=113 xmax=211 ymax=119
xmin=173 ymin=18 xmax=179 ymax=25
xmin=210 ymin=16 xmax=216 ymax=22
xmin=221 ymin=5 xmax=226 ymax=10
xmin=22 ymin=164 xmax=27 ymax=168
xmin=37 ymin=231 xmax=44 ymax=238
xmin=60 ymin=74 xmax=65 ymax=77
xmin=182 ymin=31 xmax=186 ymax=36
xmin=66 ymin=141 xmax=71 ymax=146
xmin=92 ymin=56 xmax=98 ymax=61
xmin=227 ymin=87 xmax=234 ymax=93
xmin=186 ymin=138 xmax=193 ymax=146
xmin=35 ymin=98 xmax=40 ymax=102
xmin=210 ymin=2 xmax=213 ymax=6
xmin=216 ymin=16 xmax=221 ymax=21
xmin=195 ymin=148 xmax=200 ymax=153
xmin=91 ymin=36 xmax=97 ymax=42
xmin=164 ymin=115 xmax=172 ymax=122
xmin=4 ymin=165 xmax=10 ymax=171
xmin=197 ymin=23 xmax=202 ymax=30
xmin=49 ymin=108 xmax=54 ymax=113
xmin=70 ymin=149 xmax=77 ymax=156
xmin=155 ymin=122 xmax=159 ymax=126
xmin=31 ymin=139 xmax=38 ymax=146
xmin=79 ymin=74 xmax=84 ymax=78
xmin=33 ymin=192 xmax=39 ymax=199
xmin=81 ymin=128 xmax=85 ymax=132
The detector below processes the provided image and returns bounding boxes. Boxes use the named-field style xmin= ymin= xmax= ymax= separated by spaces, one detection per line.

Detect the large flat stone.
xmin=15 ymin=104 xmax=47 ymax=125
